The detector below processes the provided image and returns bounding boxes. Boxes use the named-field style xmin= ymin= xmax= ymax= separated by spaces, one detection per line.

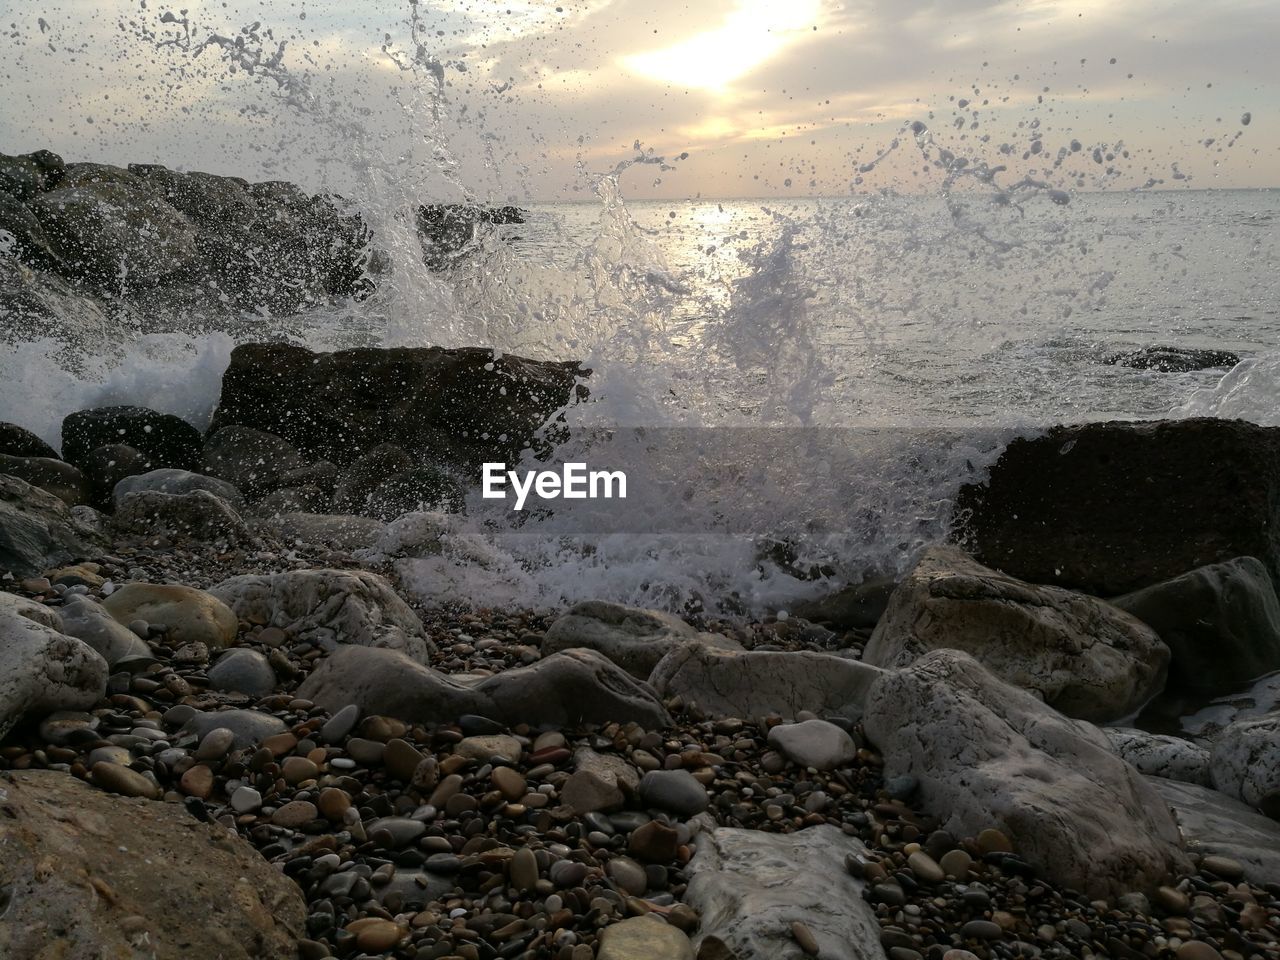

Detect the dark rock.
xmin=113 ymin=490 xmax=252 ymax=544
xmin=0 ymin=422 xmax=58 ymax=460
xmin=79 ymin=444 xmax=155 ymax=508
xmin=417 ymin=203 xmax=525 ymax=269
xmin=0 ymin=473 xmax=103 ymax=576
xmin=360 ymin=464 xmax=465 ymax=520
xmin=254 ymin=486 xmax=331 ymax=515
xmin=1114 ymin=557 xmax=1280 ymax=695
xmin=953 ymin=419 xmax=1280 ymax=595
xmin=208 ymin=343 xmax=585 ymax=468
xmin=1104 ymin=346 xmax=1240 ymax=373
xmin=202 ymin=425 xmax=308 ymax=497
xmin=62 ymin=406 xmax=203 ymax=471
xmin=790 ymin=575 xmax=898 ymax=629
xmin=0 ymin=150 xmax=64 ymax=200
xmin=0 ymin=454 xmax=89 ymax=506
xmin=0 ymin=193 xmax=60 ymax=267
xmin=113 ymin=468 xmax=244 ymax=508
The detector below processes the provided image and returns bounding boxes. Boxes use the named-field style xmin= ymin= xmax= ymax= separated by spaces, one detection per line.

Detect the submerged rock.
xmin=210 ymin=568 xmax=433 ymax=663
xmin=542 ymin=600 xmax=742 ymax=679
xmin=953 ymin=418 xmax=1280 ymax=595
xmin=863 ymin=649 xmax=1189 ymax=897
xmin=685 ymin=825 xmax=884 ymax=960
xmin=0 ymin=769 xmax=305 ymax=959
xmin=1104 ymin=346 xmax=1240 ymax=373
xmin=0 ymin=473 xmax=102 ymax=576
xmin=1113 ymin=556 xmax=1280 ymax=695
xmin=650 ymin=643 xmax=882 ymax=720
xmin=863 ymin=546 xmax=1168 ymax=723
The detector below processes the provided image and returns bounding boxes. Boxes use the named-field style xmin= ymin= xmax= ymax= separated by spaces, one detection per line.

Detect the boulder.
xmin=685 ymin=825 xmax=885 ymax=960
xmin=297 ymin=645 xmax=670 ymax=729
xmin=0 ymin=607 xmax=108 ymax=740
xmin=542 ymin=600 xmax=743 ymax=679
xmin=789 ymin=575 xmax=898 ymax=630
xmin=863 ymin=546 xmax=1168 ymax=723
xmin=57 ymin=595 xmax=152 ymax=666
xmin=1147 ymin=776 xmax=1280 ymax=885
xmin=0 ymin=769 xmax=305 ymax=959
xmin=597 ymin=916 xmax=694 ymax=960
xmin=201 ymin=425 xmax=308 ymax=497
xmin=113 ymin=467 xmax=244 ymax=507
xmin=649 ymin=644 xmax=882 ymax=720
xmin=862 ymin=649 xmax=1189 ymax=897
xmin=953 ymin=418 xmax=1280 ymax=595
xmin=0 ymin=453 xmax=89 ymax=505
xmin=113 ymin=489 xmax=252 ymax=544
xmin=209 ymin=569 xmax=432 ymax=663
xmin=767 ymin=718 xmax=857 ymax=770
xmin=1210 ymin=715 xmax=1280 ymax=808
xmin=62 ymin=406 xmax=203 ymax=471
xmin=79 ymin=443 xmax=156 ymax=508
xmin=207 ymin=342 xmax=585 ymax=467
xmin=332 ymin=444 xmax=465 ymax=520
xmin=1113 ymin=557 xmax=1280 ymax=695
xmin=0 ymin=421 xmax=58 ymax=459
xmin=101 ymin=582 xmax=238 ymax=648
xmin=31 ymin=177 xmax=199 ymax=285
xmin=1104 ymin=727 xmax=1212 ymax=787
xmin=0 ymin=591 xmax=63 ymax=630
xmin=0 ymin=149 xmax=64 ymax=200
xmin=0 ymin=473 xmax=102 ymax=576
xmin=208 ymin=648 xmax=277 ymax=698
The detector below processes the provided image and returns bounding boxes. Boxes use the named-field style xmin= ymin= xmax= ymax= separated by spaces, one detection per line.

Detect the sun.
xmin=621 ymin=0 xmax=824 ymax=92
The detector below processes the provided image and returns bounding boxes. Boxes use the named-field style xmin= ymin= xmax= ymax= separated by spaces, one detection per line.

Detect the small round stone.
xmin=272 ymin=800 xmax=318 ymax=828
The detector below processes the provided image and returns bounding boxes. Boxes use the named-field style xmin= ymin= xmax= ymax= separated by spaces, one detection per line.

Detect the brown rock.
xmin=179 ymin=764 xmax=214 ymax=800
xmin=384 ymin=738 xmax=424 ymax=781
xmin=629 ymin=820 xmax=679 ymax=862
xmin=91 ymin=762 xmax=161 ymax=800
xmin=317 ymin=788 xmax=351 ymax=821
xmin=271 ymin=800 xmax=318 ymax=828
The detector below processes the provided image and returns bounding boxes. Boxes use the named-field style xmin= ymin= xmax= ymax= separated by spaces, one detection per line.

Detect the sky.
xmin=0 ymin=0 xmax=1274 ymax=200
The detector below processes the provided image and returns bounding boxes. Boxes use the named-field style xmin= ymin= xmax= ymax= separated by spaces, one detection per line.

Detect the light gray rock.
xmin=297 ymin=645 xmax=670 ymax=729
xmin=1210 ymin=714 xmax=1280 ymax=808
xmin=863 ymin=649 xmax=1189 ymax=898
xmin=767 ymin=718 xmax=857 ymax=770
xmin=542 ymin=600 xmax=742 ymax=679
xmin=181 ymin=709 xmax=288 ymax=751
xmin=208 ymin=648 xmax=277 ymax=698
xmin=113 ymin=468 xmax=244 ymax=507
xmin=1114 ymin=557 xmax=1280 ymax=695
xmin=0 ymin=473 xmax=102 ymax=577
xmin=0 ymin=605 xmax=108 ymax=741
xmin=210 ymin=568 xmax=432 ymax=663
xmin=1104 ymin=727 xmax=1211 ymax=787
xmin=597 ymin=915 xmax=694 ymax=960
xmin=0 ymin=591 xmax=62 ymax=630
xmin=113 ymin=489 xmax=251 ymax=544
xmin=638 ymin=769 xmax=709 ymax=817
xmin=863 ymin=545 xmax=1169 ymax=723
xmin=649 ymin=643 xmax=882 ymax=720
xmin=57 ymin=595 xmax=151 ymax=666
xmin=685 ymin=825 xmax=885 ymax=960
xmin=256 ymin=512 xmax=386 ymax=550
xmin=1147 ymin=776 xmax=1280 ymax=885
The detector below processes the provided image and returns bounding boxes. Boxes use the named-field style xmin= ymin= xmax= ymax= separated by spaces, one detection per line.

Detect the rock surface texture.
xmin=0 ymin=473 xmax=101 ymax=576
xmin=1147 ymin=777 xmax=1280 ymax=886
xmin=954 ymin=418 xmax=1280 ymax=595
xmin=0 ymin=606 xmax=107 ymax=740
xmin=863 ymin=649 xmax=1189 ymax=897
xmin=863 ymin=546 xmax=1169 ymax=722
xmin=0 ymin=769 xmax=306 ymax=959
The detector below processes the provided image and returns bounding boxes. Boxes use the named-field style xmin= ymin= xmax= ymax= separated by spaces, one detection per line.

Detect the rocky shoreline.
xmin=3 ymin=352 xmax=1280 ymax=959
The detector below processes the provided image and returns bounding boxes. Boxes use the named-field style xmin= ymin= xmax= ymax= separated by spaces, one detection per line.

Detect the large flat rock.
xmin=1148 ymin=776 xmax=1280 ymax=885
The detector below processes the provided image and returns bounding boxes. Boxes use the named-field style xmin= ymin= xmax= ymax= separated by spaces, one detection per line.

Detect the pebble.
xmin=319 ymin=704 xmax=360 ymax=743
xmin=456 ymin=734 xmax=523 ymax=763
xmin=638 ymin=769 xmax=709 ymax=816
xmin=492 ymin=765 xmax=526 ymax=801
xmin=195 ymin=728 xmax=235 ymax=762
xmin=938 ymin=849 xmax=972 ymax=879
xmin=907 ymin=850 xmax=944 ymax=884
xmin=91 ymin=762 xmax=160 ymax=800
xmin=383 ymin=738 xmax=424 ymax=781
xmin=1176 ymin=942 xmax=1226 ymax=960
xmin=510 ymin=847 xmax=539 ymax=892
xmin=976 ymin=828 xmax=1012 ymax=854
xmin=767 ymin=718 xmax=857 ymax=770
xmin=792 ymin=920 xmax=820 ymax=955
xmin=1200 ymin=855 xmax=1244 ymax=881
xmin=230 ymin=786 xmax=262 ymax=813
xmin=272 ymin=800 xmax=317 ymax=828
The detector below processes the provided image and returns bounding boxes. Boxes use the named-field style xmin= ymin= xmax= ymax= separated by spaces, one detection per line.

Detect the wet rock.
xmin=542 ymin=600 xmax=742 ymax=679
xmin=297 ymin=645 xmax=670 ymax=728
xmin=0 ymin=473 xmax=103 ymax=576
xmin=113 ymin=489 xmax=253 ymax=544
xmin=57 ymin=595 xmax=152 ymax=666
xmin=1104 ymin=346 xmax=1239 ymax=373
xmin=202 ymin=425 xmax=308 ymax=497
xmin=0 ymin=454 xmax=89 ymax=506
xmin=0 ymin=421 xmax=58 ymax=459
xmin=210 ymin=568 xmax=432 ymax=662
xmin=1210 ymin=714 xmax=1280 ymax=807
xmin=208 ymin=342 xmax=585 ymax=468
xmin=685 ymin=825 xmax=884 ymax=960
xmin=1113 ymin=556 xmax=1280 ymax=695
xmin=1104 ymin=727 xmax=1211 ymax=787
xmin=62 ymin=405 xmax=203 ymax=471
xmin=650 ymin=644 xmax=882 ymax=720
xmin=0 ymin=769 xmax=305 ymax=958
xmin=78 ymin=444 xmax=155 ymax=508
xmin=102 ymin=582 xmax=238 ymax=648
xmin=254 ymin=511 xmax=386 ymax=550
xmin=953 ymin=418 xmax=1280 ymax=595
xmin=864 ymin=546 xmax=1168 ymax=723
xmin=208 ymin=648 xmax=277 ymax=698
xmin=0 ymin=608 xmax=108 ymax=740
xmin=182 ymin=709 xmax=288 ymax=751
xmin=790 ymin=575 xmax=898 ymax=630
xmin=0 ymin=149 xmax=64 ymax=200
xmin=863 ymin=649 xmax=1189 ymax=897
xmin=113 ymin=468 xmax=244 ymax=508
xmin=1148 ymin=777 xmax=1280 ymax=884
